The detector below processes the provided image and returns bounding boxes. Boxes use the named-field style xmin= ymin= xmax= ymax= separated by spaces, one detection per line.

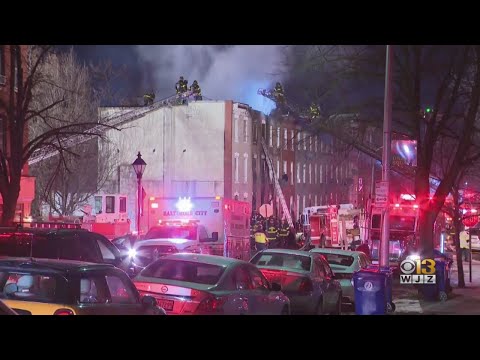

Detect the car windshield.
xmin=321 ymin=253 xmax=354 ymax=267
xmin=0 ymin=271 xmax=66 ymax=303
xmin=141 ymin=260 xmax=225 ymax=285
xmin=250 ymin=252 xmax=312 ymax=272
xmin=145 ymin=226 xmax=197 ymax=240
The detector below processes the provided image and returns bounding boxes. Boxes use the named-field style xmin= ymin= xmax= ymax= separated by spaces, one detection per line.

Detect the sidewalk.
xmin=392 ymin=254 xmax=480 ymax=315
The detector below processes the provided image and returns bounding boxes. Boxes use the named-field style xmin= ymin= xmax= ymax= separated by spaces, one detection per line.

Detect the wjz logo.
xmin=399 ymin=258 xmax=436 ymax=284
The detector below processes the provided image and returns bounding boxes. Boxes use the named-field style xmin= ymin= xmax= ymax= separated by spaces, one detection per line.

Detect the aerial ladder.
xmin=28 ymin=92 xmax=197 ymax=166
xmin=260 ymin=138 xmax=294 ymax=229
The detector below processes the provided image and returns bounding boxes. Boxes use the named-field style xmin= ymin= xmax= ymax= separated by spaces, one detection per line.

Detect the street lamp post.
xmin=132 ymin=152 xmax=147 ymax=235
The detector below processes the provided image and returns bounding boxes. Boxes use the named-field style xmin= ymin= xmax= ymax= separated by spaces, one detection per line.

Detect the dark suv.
xmin=0 ymin=228 xmax=129 ymax=273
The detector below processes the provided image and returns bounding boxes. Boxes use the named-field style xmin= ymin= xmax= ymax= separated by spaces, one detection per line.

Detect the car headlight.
xmin=128 ymin=248 xmax=137 ymax=259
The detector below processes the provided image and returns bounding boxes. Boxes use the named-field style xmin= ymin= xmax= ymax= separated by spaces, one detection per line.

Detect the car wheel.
xmin=315 ymin=298 xmax=324 ymax=315
xmin=331 ymin=294 xmax=342 ymax=315
xmin=281 ymin=306 xmax=290 ymax=315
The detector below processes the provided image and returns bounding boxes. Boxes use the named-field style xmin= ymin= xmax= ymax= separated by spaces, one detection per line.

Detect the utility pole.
xmin=380 ymin=45 xmax=393 ymax=268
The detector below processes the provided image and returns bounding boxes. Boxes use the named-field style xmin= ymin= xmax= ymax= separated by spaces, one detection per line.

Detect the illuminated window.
xmin=283 ymin=160 xmax=287 ymax=177
xmin=277 ymin=127 xmax=280 ymax=148
xmin=269 ymin=126 xmax=273 ymax=147
xmin=297 ymin=163 xmax=301 ymax=183
xmin=297 ymin=132 xmax=301 ymax=150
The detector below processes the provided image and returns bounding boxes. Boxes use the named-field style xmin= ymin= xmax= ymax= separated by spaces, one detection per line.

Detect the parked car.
xmin=112 ymin=234 xmax=139 ymax=252
xmin=250 ymin=249 xmax=342 ymax=315
xmin=0 ymin=228 xmax=131 ymax=273
xmin=133 ymin=253 xmax=290 ymax=315
xmin=0 ymin=257 xmax=166 ymax=315
xmin=310 ymin=248 xmax=371 ymax=304
xmin=0 ymin=299 xmax=18 ymax=315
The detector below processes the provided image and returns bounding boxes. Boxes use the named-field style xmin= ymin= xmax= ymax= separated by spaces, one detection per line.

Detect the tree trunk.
xmin=1 ymin=185 xmax=21 ymax=226
xmin=417 ymin=208 xmax=436 ymax=256
xmin=452 ymin=189 xmax=465 ymax=288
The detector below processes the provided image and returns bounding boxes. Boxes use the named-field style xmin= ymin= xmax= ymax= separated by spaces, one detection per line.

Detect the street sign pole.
xmin=469 ymin=230 xmax=472 ymax=283
xmin=380 ymin=45 xmax=393 ymax=269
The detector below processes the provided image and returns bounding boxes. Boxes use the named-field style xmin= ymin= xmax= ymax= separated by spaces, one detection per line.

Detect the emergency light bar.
xmin=176 ymin=197 xmax=193 ymax=212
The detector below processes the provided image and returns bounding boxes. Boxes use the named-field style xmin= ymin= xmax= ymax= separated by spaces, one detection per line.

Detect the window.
xmin=314 ymin=164 xmax=317 ymax=184
xmin=233 ymin=267 xmax=252 ymax=290
xmin=79 ymin=276 xmax=107 ymax=304
xmin=277 ymin=127 xmax=280 ymax=148
xmin=290 ymin=162 xmax=294 ymax=185
xmin=283 ymin=160 xmax=287 ymax=178
xmin=0 ymin=272 xmax=66 ymax=303
xmin=243 ymin=118 xmax=248 ymax=143
xmin=243 ymin=154 xmax=248 ymax=183
xmin=320 ymin=139 xmax=324 ymax=153
xmin=276 ymin=160 xmax=280 ymax=179
xmin=336 ymin=166 xmax=339 ymax=183
xmin=320 ymin=165 xmax=323 ymax=184
xmin=269 ymin=126 xmax=273 ymax=147
xmin=314 ymin=259 xmax=326 ymax=278
xmin=325 ymin=165 xmax=328 ymax=182
xmin=322 ymin=259 xmax=334 ymax=278
xmin=251 ymin=252 xmax=312 ymax=272
xmin=331 ymin=164 xmax=334 ymax=179
xmin=309 ymin=164 xmax=312 ymax=184
xmin=106 ymin=196 xmax=115 ymax=213
xmin=315 ymin=195 xmax=317 ymax=205
xmin=253 ymin=121 xmax=258 ymax=144
xmin=303 ymin=133 xmax=307 ymax=150
xmin=105 ymin=275 xmax=137 ymax=304
xmin=13 ymin=46 xmax=20 ymax=90
xmin=291 ymin=130 xmax=295 ymax=150
xmin=96 ymin=239 xmax=116 ymax=260
xmin=58 ymin=235 xmax=99 ymax=263
xmin=290 ymin=196 xmax=293 ymax=215
xmin=0 ymin=117 xmax=4 ymax=153
xmin=234 ymin=153 xmax=239 ymax=183
xmin=234 ymin=117 xmax=239 ymax=142
xmin=119 ymin=197 xmax=127 ymax=213
xmin=142 ymin=260 xmax=226 ymax=285
xmin=309 ymin=136 xmax=312 ymax=151
xmin=303 ymin=163 xmax=306 ymax=183
xmin=297 ymin=163 xmax=301 ymax=183
xmin=315 ymin=136 xmax=318 ymax=152
xmin=94 ymin=196 xmax=103 ymax=214
xmin=322 ymin=253 xmax=355 ymax=267
xmin=248 ymin=267 xmax=270 ymax=290
xmin=297 ymin=132 xmax=301 ymax=150
xmin=283 ymin=128 xmax=288 ymax=150
xmin=302 ymin=196 xmax=306 ymax=213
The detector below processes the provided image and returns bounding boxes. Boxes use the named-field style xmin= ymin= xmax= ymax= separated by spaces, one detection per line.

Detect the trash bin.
xmin=353 ymin=268 xmax=393 ymax=315
xmin=417 ymin=258 xmax=450 ymax=302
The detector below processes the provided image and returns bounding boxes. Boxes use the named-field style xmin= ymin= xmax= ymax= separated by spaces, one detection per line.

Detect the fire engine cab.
xmin=128 ymin=196 xmax=250 ymax=273
xmin=369 ymin=198 xmax=419 ymax=268
xmin=302 ymin=204 xmax=363 ymax=248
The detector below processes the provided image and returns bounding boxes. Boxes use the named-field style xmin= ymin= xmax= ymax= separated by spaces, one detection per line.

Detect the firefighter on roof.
xmin=190 ymin=80 xmax=202 ymax=101
xmin=273 ymin=82 xmax=285 ymax=105
xmin=176 ymin=76 xmax=188 ymax=95
xmin=144 ymin=92 xmax=155 ymax=106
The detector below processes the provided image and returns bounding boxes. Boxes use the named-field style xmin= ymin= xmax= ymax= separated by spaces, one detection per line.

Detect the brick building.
xmin=0 ymin=45 xmax=35 ymax=222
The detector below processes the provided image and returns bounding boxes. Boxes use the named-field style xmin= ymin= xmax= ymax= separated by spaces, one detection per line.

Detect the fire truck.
xmin=369 ymin=198 xmax=419 ymax=268
xmin=132 ymin=196 xmax=251 ymax=262
xmin=302 ymin=204 xmax=364 ymax=248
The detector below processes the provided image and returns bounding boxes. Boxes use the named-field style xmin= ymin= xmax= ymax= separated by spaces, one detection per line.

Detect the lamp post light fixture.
xmin=132 ymin=151 xmax=147 ymax=234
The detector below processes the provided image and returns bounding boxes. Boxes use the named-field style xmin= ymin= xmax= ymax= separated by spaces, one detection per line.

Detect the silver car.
xmin=250 ymin=249 xmax=342 ymax=315
xmin=133 ymin=253 xmax=290 ymax=315
xmin=310 ymin=248 xmax=371 ymax=304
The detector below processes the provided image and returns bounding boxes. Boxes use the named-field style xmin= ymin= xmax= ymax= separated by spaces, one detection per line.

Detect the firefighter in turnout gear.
xmin=278 ymin=220 xmax=289 ymax=248
xmin=309 ymin=103 xmax=321 ymax=119
xmin=254 ymin=223 xmax=268 ymax=252
xmin=176 ymin=76 xmax=188 ymax=95
xmin=190 ymin=80 xmax=202 ymax=101
xmin=144 ymin=92 xmax=155 ymax=106
xmin=273 ymin=82 xmax=285 ymax=105
xmin=266 ymin=217 xmax=279 ymax=248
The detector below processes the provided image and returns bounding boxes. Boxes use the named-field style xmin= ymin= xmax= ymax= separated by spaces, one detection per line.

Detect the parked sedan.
xmin=310 ymin=248 xmax=371 ymax=304
xmin=133 ymin=253 xmax=290 ymax=315
xmin=0 ymin=257 xmax=166 ymax=315
xmin=250 ymin=249 xmax=342 ymax=315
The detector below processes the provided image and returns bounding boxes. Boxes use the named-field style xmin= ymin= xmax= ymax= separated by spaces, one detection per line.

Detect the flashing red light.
xmin=54 ymin=309 xmax=74 ymax=315
xmin=471 ymin=209 xmax=478 ymax=214
xmin=151 ymin=203 xmax=159 ymax=209
xmin=224 ymin=204 xmax=231 ymax=211
xmin=395 ymin=204 xmax=400 ymax=208
xmin=413 ymin=204 xmax=419 ymax=209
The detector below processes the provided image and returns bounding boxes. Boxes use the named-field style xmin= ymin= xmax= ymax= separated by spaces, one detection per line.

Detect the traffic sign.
xmin=259 ymin=204 xmax=273 ymax=218
xmin=463 ymin=215 xmax=479 ymax=227
xmin=375 ymin=181 xmax=388 ymax=207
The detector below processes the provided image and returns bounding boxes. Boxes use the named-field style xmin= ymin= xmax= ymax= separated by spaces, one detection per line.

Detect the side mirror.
xmin=271 ymin=282 xmax=282 ymax=292
xmin=141 ymin=295 xmax=157 ymax=308
xmin=211 ymin=232 xmax=219 ymax=242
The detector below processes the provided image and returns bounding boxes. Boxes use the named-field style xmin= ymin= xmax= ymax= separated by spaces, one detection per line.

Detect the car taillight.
xmin=298 ymin=278 xmax=313 ymax=293
xmin=54 ymin=308 xmax=74 ymax=315
xmin=196 ymin=295 xmax=227 ymax=313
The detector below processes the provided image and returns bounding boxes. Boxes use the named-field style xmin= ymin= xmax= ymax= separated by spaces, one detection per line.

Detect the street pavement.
xmin=343 ymin=252 xmax=480 ymax=315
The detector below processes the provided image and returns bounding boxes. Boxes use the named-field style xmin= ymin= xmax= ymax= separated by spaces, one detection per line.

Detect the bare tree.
xmin=281 ymin=45 xmax=480 ymax=256
xmin=0 ymin=45 xmax=118 ymax=225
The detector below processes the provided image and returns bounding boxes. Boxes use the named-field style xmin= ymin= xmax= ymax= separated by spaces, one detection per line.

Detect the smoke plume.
xmin=135 ymin=45 xmax=286 ymax=113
